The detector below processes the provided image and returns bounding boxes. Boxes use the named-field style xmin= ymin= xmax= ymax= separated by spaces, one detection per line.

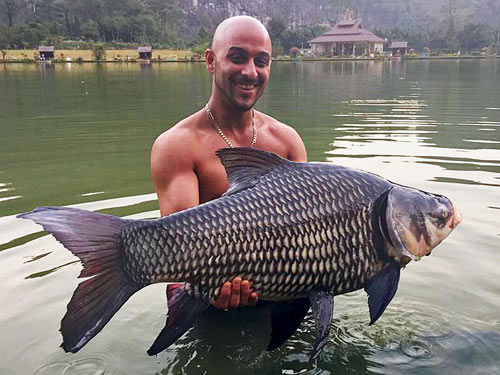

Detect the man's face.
xmin=213 ymin=27 xmax=272 ymax=111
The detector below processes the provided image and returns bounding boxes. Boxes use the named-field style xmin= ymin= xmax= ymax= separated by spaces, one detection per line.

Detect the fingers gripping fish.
xmin=18 ymin=148 xmax=462 ymax=361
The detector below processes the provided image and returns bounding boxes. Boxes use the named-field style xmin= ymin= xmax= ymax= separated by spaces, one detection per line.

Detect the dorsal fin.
xmin=216 ymin=147 xmax=290 ymax=195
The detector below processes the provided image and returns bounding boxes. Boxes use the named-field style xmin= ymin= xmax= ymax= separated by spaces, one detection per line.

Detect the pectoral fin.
xmin=147 ymin=284 xmax=209 ymax=355
xmin=267 ymin=298 xmax=311 ymax=350
xmin=309 ymin=291 xmax=334 ymax=361
xmin=364 ymin=262 xmax=401 ymax=325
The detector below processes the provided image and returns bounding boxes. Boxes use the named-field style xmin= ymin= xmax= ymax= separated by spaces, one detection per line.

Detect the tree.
xmin=492 ymin=27 xmax=500 ymax=54
xmin=0 ymin=25 xmax=11 ymax=48
xmin=1 ymin=0 xmax=21 ymax=27
xmin=268 ymin=17 xmax=286 ymax=42
xmin=147 ymin=0 xmax=183 ymax=37
xmin=280 ymin=24 xmax=328 ymax=52
xmin=268 ymin=17 xmax=286 ymax=56
xmin=0 ymin=0 xmax=498 ymax=53
xmin=446 ymin=0 xmax=459 ymax=52
xmin=458 ymin=23 xmax=489 ymax=53
xmin=329 ymin=0 xmax=356 ymax=19
xmin=92 ymin=42 xmax=105 ymax=60
xmin=81 ymin=20 xmax=99 ymax=41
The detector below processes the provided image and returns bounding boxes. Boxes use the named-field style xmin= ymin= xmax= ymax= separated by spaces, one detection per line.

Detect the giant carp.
xmin=19 ymin=147 xmax=462 ymax=360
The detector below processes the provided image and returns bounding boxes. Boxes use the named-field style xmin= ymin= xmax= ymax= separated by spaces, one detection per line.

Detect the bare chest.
xmin=193 ymin=135 xmax=290 ymax=204
xmin=194 ymin=153 xmax=230 ymax=203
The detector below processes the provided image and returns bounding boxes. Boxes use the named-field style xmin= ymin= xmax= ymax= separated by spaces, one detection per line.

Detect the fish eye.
xmin=428 ymin=208 xmax=449 ymax=229
xmin=432 ymin=207 xmax=448 ymax=219
xmin=441 ymin=210 xmax=450 ymax=220
xmin=437 ymin=207 xmax=450 ymax=221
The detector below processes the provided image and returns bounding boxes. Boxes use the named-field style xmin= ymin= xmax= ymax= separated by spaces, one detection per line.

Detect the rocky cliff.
xmin=177 ymin=0 xmax=499 ymax=39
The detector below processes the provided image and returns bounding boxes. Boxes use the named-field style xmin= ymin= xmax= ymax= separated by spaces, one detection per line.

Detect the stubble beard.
xmin=214 ymin=73 xmax=260 ymax=112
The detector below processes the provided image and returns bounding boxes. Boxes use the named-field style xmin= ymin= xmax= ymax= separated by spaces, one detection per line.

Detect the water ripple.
xmin=399 ymin=339 xmax=433 ymax=359
xmin=34 ymin=350 xmax=126 ymax=375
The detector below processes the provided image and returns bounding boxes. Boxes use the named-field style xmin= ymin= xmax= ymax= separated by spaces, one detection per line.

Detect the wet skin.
xmin=150 ymin=16 xmax=307 ymax=310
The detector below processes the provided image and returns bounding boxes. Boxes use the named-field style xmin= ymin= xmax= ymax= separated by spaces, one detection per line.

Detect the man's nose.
xmin=240 ymin=60 xmax=258 ymax=80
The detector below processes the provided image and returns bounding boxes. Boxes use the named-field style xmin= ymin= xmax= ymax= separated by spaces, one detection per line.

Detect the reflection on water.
xmin=25 ymin=260 xmax=79 ymax=279
xmin=1 ymin=60 xmax=499 ymax=374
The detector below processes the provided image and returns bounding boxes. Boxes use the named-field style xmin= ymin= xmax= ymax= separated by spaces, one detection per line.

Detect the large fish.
xmin=19 ymin=148 xmax=462 ymax=360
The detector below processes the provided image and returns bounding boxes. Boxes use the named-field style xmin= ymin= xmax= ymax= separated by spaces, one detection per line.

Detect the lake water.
xmin=1 ymin=59 xmax=499 ymax=374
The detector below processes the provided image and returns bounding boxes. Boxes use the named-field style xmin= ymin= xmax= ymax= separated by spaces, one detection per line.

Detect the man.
xmin=151 ymin=15 xmax=307 ymax=310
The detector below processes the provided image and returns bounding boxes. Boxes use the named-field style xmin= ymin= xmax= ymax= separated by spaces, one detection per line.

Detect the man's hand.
xmin=211 ymin=277 xmax=258 ymax=309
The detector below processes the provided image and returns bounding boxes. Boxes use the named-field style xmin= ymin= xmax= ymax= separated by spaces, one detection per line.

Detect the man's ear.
xmin=205 ymin=49 xmax=216 ymax=74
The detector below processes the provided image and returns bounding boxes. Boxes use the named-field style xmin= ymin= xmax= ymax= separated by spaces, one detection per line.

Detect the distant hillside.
xmin=177 ymin=0 xmax=500 ymax=36
xmin=1 ymin=0 xmax=499 ymax=52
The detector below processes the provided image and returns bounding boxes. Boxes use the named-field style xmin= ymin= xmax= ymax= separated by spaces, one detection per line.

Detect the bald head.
xmin=211 ymin=16 xmax=271 ymax=55
xmin=205 ymin=16 xmax=272 ymax=111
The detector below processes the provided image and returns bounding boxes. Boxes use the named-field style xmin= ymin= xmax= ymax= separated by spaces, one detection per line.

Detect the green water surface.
xmin=0 ymin=59 xmax=499 ymax=375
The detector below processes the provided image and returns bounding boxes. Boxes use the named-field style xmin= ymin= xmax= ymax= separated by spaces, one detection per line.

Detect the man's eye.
xmin=255 ymin=58 xmax=269 ymax=67
xmin=230 ymin=55 xmax=245 ymax=63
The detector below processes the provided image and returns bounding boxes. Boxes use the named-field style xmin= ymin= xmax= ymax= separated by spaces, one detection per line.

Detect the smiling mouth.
xmin=236 ymin=83 xmax=258 ymax=90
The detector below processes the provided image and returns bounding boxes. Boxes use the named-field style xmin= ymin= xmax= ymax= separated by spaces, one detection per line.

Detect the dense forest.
xmin=0 ymin=0 xmax=499 ymax=53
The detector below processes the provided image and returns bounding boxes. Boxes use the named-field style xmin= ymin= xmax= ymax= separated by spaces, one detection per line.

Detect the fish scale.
xmin=121 ymin=161 xmax=390 ymax=301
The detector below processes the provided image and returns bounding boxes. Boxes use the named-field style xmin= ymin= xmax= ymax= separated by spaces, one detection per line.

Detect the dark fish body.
xmin=19 ymin=148 xmax=461 ymax=360
xmin=123 ymin=156 xmax=390 ymax=300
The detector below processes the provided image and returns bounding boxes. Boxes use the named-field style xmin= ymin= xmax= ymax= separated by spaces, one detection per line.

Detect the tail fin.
xmin=18 ymin=207 xmax=142 ymax=352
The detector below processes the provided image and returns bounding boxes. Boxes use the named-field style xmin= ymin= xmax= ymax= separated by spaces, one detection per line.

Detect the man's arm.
xmin=282 ymin=122 xmax=307 ymax=162
xmin=151 ymin=133 xmax=199 ymax=215
xmin=288 ymin=133 xmax=307 ymax=162
xmin=151 ymin=131 xmax=258 ymax=309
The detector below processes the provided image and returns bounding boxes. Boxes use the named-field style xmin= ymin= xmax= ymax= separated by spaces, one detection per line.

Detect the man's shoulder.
xmin=152 ymin=111 xmax=205 ymax=151
xmin=257 ymin=111 xmax=293 ymax=131
xmin=256 ymin=111 xmax=307 ymax=162
xmin=151 ymin=110 xmax=209 ymax=167
xmin=257 ymin=111 xmax=302 ymax=139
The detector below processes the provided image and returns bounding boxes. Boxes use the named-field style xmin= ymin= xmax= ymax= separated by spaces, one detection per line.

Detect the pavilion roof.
xmin=309 ymin=19 xmax=386 ymax=44
xmin=38 ymin=46 xmax=54 ymax=52
xmin=389 ymin=41 xmax=408 ymax=49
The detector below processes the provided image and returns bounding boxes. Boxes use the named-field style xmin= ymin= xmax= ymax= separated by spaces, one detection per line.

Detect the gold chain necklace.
xmin=205 ymin=104 xmax=257 ymax=148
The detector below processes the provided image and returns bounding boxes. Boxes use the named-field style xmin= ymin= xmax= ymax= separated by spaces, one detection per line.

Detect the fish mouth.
xmin=451 ymin=205 xmax=463 ymax=228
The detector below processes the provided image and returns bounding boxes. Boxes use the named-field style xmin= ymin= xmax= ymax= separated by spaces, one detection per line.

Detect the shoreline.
xmin=1 ymin=48 xmax=498 ymax=64
xmin=2 ymin=57 xmax=499 ymax=64
xmin=2 ymin=56 xmax=498 ymax=64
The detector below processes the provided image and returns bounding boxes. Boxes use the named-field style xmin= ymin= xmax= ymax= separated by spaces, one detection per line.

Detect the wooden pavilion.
xmin=138 ymin=46 xmax=152 ymax=60
xmin=38 ymin=46 xmax=54 ymax=60
xmin=389 ymin=42 xmax=408 ymax=57
xmin=308 ymin=19 xmax=386 ymax=56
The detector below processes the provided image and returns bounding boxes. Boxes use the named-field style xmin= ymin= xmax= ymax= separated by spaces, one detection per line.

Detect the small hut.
xmin=138 ymin=46 xmax=152 ymax=60
xmin=308 ymin=19 xmax=386 ymax=56
xmin=38 ymin=46 xmax=54 ymax=60
xmin=389 ymin=42 xmax=408 ymax=57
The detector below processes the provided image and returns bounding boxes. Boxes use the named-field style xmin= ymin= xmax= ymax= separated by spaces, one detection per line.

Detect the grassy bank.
xmin=1 ymin=49 xmax=194 ymax=62
xmin=1 ymin=49 xmax=497 ymax=63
